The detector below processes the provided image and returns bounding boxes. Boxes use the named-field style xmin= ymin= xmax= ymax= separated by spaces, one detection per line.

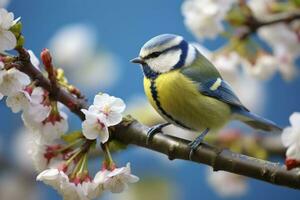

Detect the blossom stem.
xmin=77 ymin=153 xmax=88 ymax=176
xmin=71 ymin=154 xmax=85 ymax=179
xmin=66 ymin=149 xmax=82 ymax=166
xmin=54 ymin=138 xmax=84 ymax=154
xmin=101 ymin=142 xmax=115 ymax=170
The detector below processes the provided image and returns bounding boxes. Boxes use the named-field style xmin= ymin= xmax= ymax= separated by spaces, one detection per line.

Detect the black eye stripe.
xmin=143 ymin=51 xmax=161 ymax=59
xmin=143 ymin=44 xmax=182 ymax=60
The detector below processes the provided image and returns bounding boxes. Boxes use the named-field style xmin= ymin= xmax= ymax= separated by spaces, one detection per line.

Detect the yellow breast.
xmin=143 ymin=70 xmax=231 ymax=132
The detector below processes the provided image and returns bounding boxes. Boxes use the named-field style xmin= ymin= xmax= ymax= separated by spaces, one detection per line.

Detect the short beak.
xmin=130 ymin=57 xmax=145 ymax=64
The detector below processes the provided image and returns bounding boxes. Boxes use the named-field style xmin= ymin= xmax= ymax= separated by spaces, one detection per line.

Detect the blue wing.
xmin=199 ymin=78 xmax=249 ymax=111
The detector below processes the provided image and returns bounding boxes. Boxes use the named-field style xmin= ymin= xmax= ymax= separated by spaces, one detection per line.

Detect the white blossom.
xmin=242 ymin=54 xmax=278 ymax=80
xmin=206 ymin=168 xmax=247 ymax=197
xmin=258 ymin=23 xmax=300 ymax=80
xmin=81 ymin=93 xmax=125 ymax=141
xmin=6 ymin=89 xmax=31 ymax=113
xmin=81 ymin=112 xmax=109 ymax=142
xmin=94 ymin=163 xmax=139 ymax=193
xmin=0 ymin=64 xmax=30 ymax=96
xmin=0 ymin=8 xmax=16 ymax=52
xmin=281 ymin=112 xmax=300 ymax=160
xmin=182 ymin=0 xmax=235 ymax=40
xmin=37 ymin=168 xmax=103 ymax=200
xmin=90 ymin=93 xmax=125 ymax=126
xmin=38 ymin=111 xmax=69 ymax=143
xmin=258 ymin=24 xmax=300 ymax=54
xmin=21 ymin=87 xmax=51 ymax=129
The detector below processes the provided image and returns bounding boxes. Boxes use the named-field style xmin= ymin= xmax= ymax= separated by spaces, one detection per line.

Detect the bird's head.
xmin=131 ymin=34 xmax=197 ymax=75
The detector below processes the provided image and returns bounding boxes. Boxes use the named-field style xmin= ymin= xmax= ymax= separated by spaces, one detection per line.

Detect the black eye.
xmin=145 ymin=51 xmax=161 ymax=59
xmin=150 ymin=52 xmax=161 ymax=57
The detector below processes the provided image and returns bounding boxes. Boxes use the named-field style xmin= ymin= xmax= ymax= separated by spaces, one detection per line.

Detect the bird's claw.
xmin=146 ymin=123 xmax=170 ymax=145
xmin=188 ymin=128 xmax=210 ymax=160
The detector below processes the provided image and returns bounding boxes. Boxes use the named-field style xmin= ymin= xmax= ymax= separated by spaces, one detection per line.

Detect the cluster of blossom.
xmin=33 ymin=93 xmax=138 ymax=200
xmin=182 ymin=0 xmax=300 ymax=81
xmin=0 ymin=7 xmax=139 ymax=200
xmin=37 ymin=163 xmax=139 ymax=199
xmin=181 ymin=0 xmax=236 ymax=40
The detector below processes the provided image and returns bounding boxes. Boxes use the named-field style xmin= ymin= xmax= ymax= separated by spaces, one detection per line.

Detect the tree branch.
xmin=112 ymin=118 xmax=300 ymax=190
xmin=255 ymin=11 xmax=300 ymax=28
xmin=14 ymin=48 xmax=300 ymax=190
xmin=240 ymin=11 xmax=300 ymax=39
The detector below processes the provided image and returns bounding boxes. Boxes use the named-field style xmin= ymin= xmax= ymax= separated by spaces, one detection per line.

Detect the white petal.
xmin=98 ymin=125 xmax=109 ymax=143
xmin=6 ymin=91 xmax=29 ymax=113
xmin=286 ymin=145 xmax=300 ymax=160
xmin=127 ymin=174 xmax=140 ymax=183
xmin=110 ymin=98 xmax=126 ymax=113
xmin=36 ymin=168 xmax=59 ymax=181
xmin=281 ymin=127 xmax=296 ymax=147
xmin=94 ymin=170 xmax=109 ymax=185
xmin=1 ymin=10 xmax=14 ymax=29
xmin=28 ymin=50 xmax=40 ymax=69
xmin=30 ymin=87 xmax=44 ymax=104
xmin=13 ymin=69 xmax=30 ymax=85
xmin=106 ymin=112 xmax=123 ymax=126
xmin=82 ymin=120 xmax=100 ymax=140
xmin=0 ymin=30 xmax=16 ymax=52
xmin=93 ymin=93 xmax=111 ymax=106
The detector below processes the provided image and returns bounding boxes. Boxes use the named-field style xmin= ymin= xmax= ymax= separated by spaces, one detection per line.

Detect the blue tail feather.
xmin=233 ymin=109 xmax=282 ymax=133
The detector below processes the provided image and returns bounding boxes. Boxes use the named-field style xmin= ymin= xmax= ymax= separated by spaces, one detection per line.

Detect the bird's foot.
xmin=188 ymin=128 xmax=210 ymax=160
xmin=146 ymin=123 xmax=170 ymax=145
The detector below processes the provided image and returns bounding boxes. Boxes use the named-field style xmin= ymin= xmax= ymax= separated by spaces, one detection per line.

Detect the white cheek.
xmin=147 ymin=50 xmax=181 ymax=73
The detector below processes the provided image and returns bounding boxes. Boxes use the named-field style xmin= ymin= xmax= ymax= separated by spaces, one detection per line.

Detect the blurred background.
xmin=1 ymin=0 xmax=300 ymax=199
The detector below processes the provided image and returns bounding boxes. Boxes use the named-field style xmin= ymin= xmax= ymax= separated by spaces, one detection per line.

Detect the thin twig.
xmin=240 ymin=11 xmax=300 ymax=39
xmin=15 ymin=47 xmax=87 ymax=120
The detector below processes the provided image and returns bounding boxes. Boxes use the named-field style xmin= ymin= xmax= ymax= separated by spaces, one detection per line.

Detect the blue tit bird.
xmin=131 ymin=34 xmax=281 ymax=159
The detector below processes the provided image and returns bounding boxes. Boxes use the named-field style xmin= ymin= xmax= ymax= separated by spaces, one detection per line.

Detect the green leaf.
xmin=62 ymin=131 xmax=83 ymax=143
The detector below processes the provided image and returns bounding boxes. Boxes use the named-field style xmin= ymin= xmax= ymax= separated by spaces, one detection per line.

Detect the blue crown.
xmin=142 ymin=34 xmax=181 ymax=50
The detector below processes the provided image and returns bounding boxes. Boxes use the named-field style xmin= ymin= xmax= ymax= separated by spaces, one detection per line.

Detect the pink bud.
xmin=285 ymin=158 xmax=300 ymax=170
xmin=41 ymin=49 xmax=52 ymax=68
